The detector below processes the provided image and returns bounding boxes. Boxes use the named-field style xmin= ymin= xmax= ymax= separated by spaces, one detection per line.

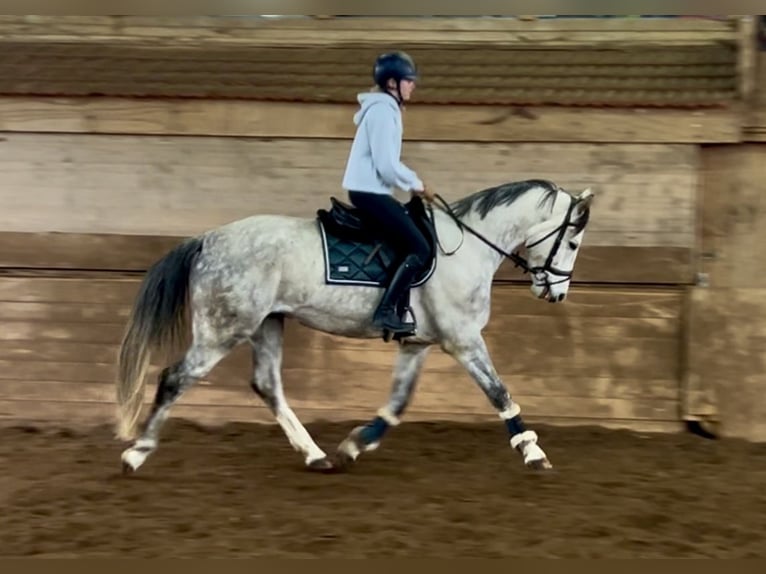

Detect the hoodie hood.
xmin=353 ymin=91 xmax=399 ymax=126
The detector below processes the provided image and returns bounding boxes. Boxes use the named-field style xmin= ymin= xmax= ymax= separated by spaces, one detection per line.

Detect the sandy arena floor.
xmin=1 ymin=418 xmax=765 ymax=558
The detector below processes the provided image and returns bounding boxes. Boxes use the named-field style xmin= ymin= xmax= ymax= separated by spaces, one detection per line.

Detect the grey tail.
xmin=114 ymin=236 xmax=204 ymax=440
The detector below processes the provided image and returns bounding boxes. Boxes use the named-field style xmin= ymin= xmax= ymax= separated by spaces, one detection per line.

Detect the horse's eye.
xmin=569 ymin=241 xmax=579 ymax=250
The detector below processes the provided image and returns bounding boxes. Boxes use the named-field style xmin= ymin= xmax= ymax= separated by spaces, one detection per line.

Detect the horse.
xmin=115 ymin=179 xmax=593 ymax=474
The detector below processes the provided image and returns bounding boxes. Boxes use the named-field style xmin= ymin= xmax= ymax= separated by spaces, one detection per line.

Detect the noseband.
xmin=524 ymin=196 xmax=578 ymax=286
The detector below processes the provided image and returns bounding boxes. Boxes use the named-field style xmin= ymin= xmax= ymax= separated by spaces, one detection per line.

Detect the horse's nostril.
xmin=558 ymin=293 xmax=565 ymax=302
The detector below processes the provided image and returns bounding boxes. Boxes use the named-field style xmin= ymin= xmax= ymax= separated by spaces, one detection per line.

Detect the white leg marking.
xmin=251 ymin=316 xmax=327 ymax=466
xmin=121 ymin=438 xmax=157 ymax=471
xmin=338 ymin=431 xmax=362 ymax=461
xmin=275 ymin=407 xmax=328 ymax=464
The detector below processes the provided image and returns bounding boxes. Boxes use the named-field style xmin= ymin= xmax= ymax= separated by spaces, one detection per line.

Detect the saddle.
xmin=316 ymin=195 xmax=439 ymax=339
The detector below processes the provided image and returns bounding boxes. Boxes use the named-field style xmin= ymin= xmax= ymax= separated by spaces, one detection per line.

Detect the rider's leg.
xmin=348 ymin=191 xmax=431 ymax=333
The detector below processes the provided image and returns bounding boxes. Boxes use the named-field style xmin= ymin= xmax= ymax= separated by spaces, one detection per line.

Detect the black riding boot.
xmin=372 ymin=253 xmax=422 ymax=335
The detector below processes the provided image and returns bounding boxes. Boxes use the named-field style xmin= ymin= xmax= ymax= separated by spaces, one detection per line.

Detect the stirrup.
xmin=374 ymin=306 xmax=417 ymax=342
xmin=384 ymin=323 xmax=417 ymax=342
xmin=372 ymin=312 xmax=415 ymax=332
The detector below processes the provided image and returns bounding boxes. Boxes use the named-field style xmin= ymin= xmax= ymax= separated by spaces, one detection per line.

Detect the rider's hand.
xmin=416 ymin=184 xmax=436 ymax=204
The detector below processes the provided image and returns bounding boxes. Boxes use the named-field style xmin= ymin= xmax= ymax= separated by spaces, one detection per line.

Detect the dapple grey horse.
xmin=116 ymin=179 xmax=593 ymax=474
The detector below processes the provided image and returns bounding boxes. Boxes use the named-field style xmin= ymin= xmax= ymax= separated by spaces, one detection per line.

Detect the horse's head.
xmin=524 ymin=188 xmax=593 ymax=303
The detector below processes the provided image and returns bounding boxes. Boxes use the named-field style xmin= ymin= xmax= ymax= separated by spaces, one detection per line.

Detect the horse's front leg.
xmin=444 ymin=334 xmax=552 ymax=470
xmin=336 ymin=342 xmax=430 ymax=468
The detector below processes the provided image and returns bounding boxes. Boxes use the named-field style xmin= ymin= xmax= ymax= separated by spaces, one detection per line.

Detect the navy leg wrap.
xmin=504 ymin=414 xmax=527 ymax=436
xmin=358 ymin=416 xmax=390 ymax=445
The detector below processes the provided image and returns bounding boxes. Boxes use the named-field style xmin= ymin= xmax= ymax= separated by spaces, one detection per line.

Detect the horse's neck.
xmin=459 ymin=192 xmax=550 ymax=271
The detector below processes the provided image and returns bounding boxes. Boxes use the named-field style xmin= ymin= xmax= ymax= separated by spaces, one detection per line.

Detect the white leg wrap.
xmin=509 ymin=430 xmax=538 ymax=450
xmin=522 ymin=442 xmax=547 ymax=464
xmin=377 ymin=406 xmax=400 ymax=426
xmin=510 ymin=430 xmax=548 ymax=464
xmin=352 ymin=425 xmax=381 ymax=452
xmin=363 ymin=440 xmax=380 ymax=452
xmin=498 ymin=403 xmax=521 ymax=420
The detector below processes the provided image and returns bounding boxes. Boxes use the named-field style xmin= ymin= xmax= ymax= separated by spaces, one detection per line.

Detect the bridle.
xmin=432 ymin=192 xmax=580 ymax=286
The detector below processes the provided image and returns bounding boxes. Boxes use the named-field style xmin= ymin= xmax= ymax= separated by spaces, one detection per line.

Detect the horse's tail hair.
xmin=115 ymin=236 xmax=204 ymax=441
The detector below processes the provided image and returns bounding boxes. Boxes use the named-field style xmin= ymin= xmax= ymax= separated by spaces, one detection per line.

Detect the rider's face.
xmin=399 ymin=79 xmax=416 ymax=100
xmin=388 ymin=78 xmax=416 ymax=101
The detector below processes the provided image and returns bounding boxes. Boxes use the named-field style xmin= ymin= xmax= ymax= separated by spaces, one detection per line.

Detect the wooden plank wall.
xmin=743 ymin=19 xmax=766 ymax=141
xmin=0 ymin=133 xmax=695 ymax=432
xmin=0 ymin=277 xmax=684 ymax=432
xmin=682 ymin=33 xmax=766 ymax=441
xmin=684 ymin=144 xmax=766 ymax=440
xmin=0 ymin=97 xmax=742 ymax=143
xmin=2 ymin=15 xmax=761 ymax=436
xmin=0 ymin=134 xmax=699 ymax=284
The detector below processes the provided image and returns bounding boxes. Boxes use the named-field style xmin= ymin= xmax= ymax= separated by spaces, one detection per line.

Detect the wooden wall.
xmin=684 ymin=144 xmax=766 ymax=439
xmin=683 ymin=27 xmax=766 ymax=441
xmin=0 ymin=133 xmax=694 ymax=432
xmin=0 ymin=15 xmax=763 ymax=438
xmin=0 ymin=135 xmax=698 ymax=284
xmin=0 ymin=277 xmax=684 ymax=432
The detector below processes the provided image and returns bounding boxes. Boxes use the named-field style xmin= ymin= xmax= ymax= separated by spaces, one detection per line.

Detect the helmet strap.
xmin=384 ymin=80 xmax=403 ymax=107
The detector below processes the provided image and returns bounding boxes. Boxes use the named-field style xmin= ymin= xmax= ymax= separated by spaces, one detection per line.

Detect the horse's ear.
xmin=576 ymin=188 xmax=594 ymax=212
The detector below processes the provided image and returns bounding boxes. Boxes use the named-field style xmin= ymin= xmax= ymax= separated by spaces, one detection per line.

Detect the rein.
xmin=431 ymin=192 xmax=577 ymax=284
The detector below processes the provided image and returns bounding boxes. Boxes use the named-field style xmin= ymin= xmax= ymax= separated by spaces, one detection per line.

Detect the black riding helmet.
xmin=372 ymin=51 xmax=418 ymax=104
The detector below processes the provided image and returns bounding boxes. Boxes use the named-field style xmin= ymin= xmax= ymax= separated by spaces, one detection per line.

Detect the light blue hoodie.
xmin=341 ymin=92 xmax=424 ymax=196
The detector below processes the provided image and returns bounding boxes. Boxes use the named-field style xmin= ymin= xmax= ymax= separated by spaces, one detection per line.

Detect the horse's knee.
xmin=249 ymin=377 xmax=264 ymax=398
xmin=250 ymin=377 xmax=278 ymax=411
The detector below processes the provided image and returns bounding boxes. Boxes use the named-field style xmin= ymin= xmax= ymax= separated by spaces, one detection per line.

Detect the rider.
xmin=341 ymin=50 xmax=435 ymax=336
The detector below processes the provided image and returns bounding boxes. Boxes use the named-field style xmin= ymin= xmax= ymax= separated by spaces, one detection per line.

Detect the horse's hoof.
xmin=121 ymin=461 xmax=135 ymax=476
xmin=334 ymin=448 xmax=357 ymax=471
xmin=306 ymin=457 xmax=335 ymax=473
xmin=335 ymin=428 xmax=365 ymax=471
xmin=526 ymin=457 xmax=553 ymax=471
xmin=686 ymin=419 xmax=719 ymax=440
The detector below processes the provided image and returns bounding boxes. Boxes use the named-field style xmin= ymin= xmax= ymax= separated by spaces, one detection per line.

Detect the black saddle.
xmin=316 ymin=195 xmax=438 ymax=287
xmin=318 ymin=197 xmax=372 ymax=240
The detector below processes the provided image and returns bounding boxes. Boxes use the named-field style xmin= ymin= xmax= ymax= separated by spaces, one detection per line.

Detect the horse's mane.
xmin=450 ymin=179 xmax=559 ymax=219
xmin=450 ymin=179 xmax=589 ymax=234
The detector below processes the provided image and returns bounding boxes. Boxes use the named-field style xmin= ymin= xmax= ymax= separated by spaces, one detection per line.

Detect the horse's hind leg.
xmin=249 ymin=315 xmax=332 ymax=471
xmin=121 ymin=340 xmax=231 ymax=474
xmin=336 ymin=342 xmax=431 ymax=468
